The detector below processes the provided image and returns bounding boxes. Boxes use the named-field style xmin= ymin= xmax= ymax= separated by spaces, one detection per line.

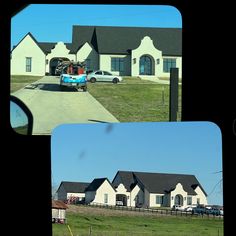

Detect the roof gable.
xmin=38 ymin=42 xmax=72 ymax=54
xmin=112 ymin=171 xmax=136 ymax=192
xmin=11 ymin=32 xmax=45 ymax=54
xmin=86 ymin=178 xmax=115 ymax=192
xmin=70 ymin=25 xmax=96 ymax=53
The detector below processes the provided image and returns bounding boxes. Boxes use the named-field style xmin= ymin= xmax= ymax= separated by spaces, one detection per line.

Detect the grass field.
xmin=52 ymin=205 xmax=224 ymax=236
xmin=87 ymin=77 xmax=182 ymax=122
xmin=10 ymin=75 xmax=43 ymax=93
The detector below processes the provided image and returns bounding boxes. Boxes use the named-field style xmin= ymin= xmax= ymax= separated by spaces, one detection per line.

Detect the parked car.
xmin=219 ymin=208 xmax=224 ymax=216
xmin=87 ymin=70 xmax=122 ymax=83
xmin=206 ymin=207 xmax=221 ymax=215
xmin=192 ymin=205 xmax=206 ymax=214
xmin=172 ymin=205 xmax=185 ymax=211
xmin=185 ymin=206 xmax=196 ymax=212
xmin=116 ymin=200 xmax=123 ymax=206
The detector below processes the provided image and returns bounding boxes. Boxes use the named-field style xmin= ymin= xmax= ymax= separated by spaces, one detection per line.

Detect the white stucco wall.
xmin=99 ymin=54 xmax=131 ymax=76
xmin=159 ymin=56 xmax=182 ymax=79
xmin=86 ymin=180 xmax=116 ymax=205
xmin=11 ymin=34 xmax=46 ymax=76
xmin=170 ymin=183 xmax=188 ymax=208
xmin=130 ymin=185 xmax=144 ymax=207
xmin=76 ymin=43 xmax=99 ymax=70
xmin=192 ymin=186 xmax=208 ymax=205
xmin=149 ymin=193 xmax=165 ymax=207
xmin=52 ymin=209 xmax=66 ymax=219
xmin=46 ymin=42 xmax=75 ymax=73
xmin=116 ymin=183 xmax=128 ymax=194
xmin=131 ymin=36 xmax=162 ymax=77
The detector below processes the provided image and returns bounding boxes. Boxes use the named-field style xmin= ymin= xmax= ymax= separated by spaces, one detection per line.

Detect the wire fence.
xmin=85 ymin=202 xmax=223 ymax=220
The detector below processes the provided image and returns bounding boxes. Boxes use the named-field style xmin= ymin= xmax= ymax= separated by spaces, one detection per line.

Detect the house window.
xmin=85 ymin=59 xmax=91 ymax=70
xmin=104 ymin=194 xmax=108 ymax=204
xmin=111 ymin=58 xmax=124 ymax=72
xmin=26 ymin=57 xmax=32 ymax=72
xmin=156 ymin=195 xmax=163 ymax=204
xmin=95 ymin=71 xmax=102 ymax=75
xmin=187 ymin=196 xmax=192 ymax=205
xmin=104 ymin=71 xmax=112 ymax=76
xmin=163 ymin=58 xmax=176 ymax=72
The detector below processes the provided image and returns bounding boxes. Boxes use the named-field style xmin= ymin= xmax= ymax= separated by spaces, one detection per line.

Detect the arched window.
xmin=139 ymin=55 xmax=153 ymax=75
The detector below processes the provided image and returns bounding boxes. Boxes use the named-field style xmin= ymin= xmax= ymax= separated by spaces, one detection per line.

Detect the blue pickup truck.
xmin=60 ymin=74 xmax=87 ymax=91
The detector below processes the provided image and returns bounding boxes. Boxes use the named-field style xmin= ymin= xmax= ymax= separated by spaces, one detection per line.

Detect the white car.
xmin=87 ymin=70 xmax=122 ymax=83
xmin=116 ymin=200 xmax=124 ymax=206
xmin=185 ymin=205 xmax=197 ymax=212
xmin=172 ymin=205 xmax=185 ymax=211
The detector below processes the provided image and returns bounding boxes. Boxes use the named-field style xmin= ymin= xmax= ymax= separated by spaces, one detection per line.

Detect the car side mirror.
xmin=10 ymin=95 xmax=33 ymax=135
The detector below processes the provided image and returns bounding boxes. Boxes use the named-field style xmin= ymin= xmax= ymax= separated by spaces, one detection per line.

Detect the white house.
xmin=112 ymin=171 xmax=208 ymax=208
xmin=11 ymin=25 xmax=182 ymax=79
xmin=57 ymin=170 xmax=207 ymax=209
xmin=56 ymin=181 xmax=90 ymax=203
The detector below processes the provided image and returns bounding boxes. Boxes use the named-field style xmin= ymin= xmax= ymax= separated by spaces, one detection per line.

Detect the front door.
xmin=139 ymin=55 xmax=152 ymax=75
xmin=174 ymin=195 xmax=183 ymax=205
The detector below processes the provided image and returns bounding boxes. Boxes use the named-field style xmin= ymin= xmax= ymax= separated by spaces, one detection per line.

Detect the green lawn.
xmin=87 ymin=77 xmax=182 ymax=122
xmin=52 ymin=211 xmax=223 ymax=236
xmin=10 ymin=75 xmax=43 ymax=93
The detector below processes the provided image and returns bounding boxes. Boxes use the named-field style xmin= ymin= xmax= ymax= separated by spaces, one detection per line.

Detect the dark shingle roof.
xmin=71 ymin=25 xmax=96 ymax=53
xmin=86 ymin=178 xmax=115 ymax=192
xmin=57 ymin=181 xmax=90 ymax=193
xmin=37 ymin=42 xmax=56 ymax=54
xmin=112 ymin=171 xmax=207 ymax=196
xmin=71 ymin=25 xmax=182 ymax=56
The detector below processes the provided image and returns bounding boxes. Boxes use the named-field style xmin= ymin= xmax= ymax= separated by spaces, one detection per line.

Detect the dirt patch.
xmin=67 ymin=205 xmax=174 ymax=218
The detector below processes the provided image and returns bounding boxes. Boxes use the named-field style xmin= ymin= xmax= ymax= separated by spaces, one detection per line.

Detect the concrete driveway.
xmin=12 ymin=76 xmax=119 ymax=135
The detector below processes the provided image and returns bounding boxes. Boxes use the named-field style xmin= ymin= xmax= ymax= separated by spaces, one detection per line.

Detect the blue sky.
xmin=51 ymin=121 xmax=223 ymax=206
xmin=11 ymin=4 xmax=182 ymax=49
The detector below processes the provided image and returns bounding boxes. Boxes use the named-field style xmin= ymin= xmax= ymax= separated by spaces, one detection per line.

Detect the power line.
xmin=208 ymin=178 xmax=223 ymax=197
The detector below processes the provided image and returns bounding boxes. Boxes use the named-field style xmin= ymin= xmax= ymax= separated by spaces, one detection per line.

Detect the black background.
xmin=1 ymin=0 xmax=234 ymax=235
